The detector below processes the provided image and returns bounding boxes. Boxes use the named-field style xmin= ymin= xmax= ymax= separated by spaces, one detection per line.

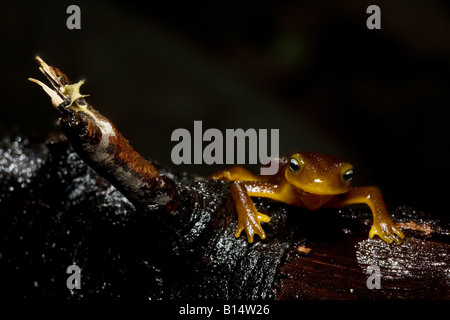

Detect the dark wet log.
xmin=275 ymin=220 xmax=450 ymax=300
xmin=0 ymin=136 xmax=448 ymax=300
xmin=0 ymin=136 xmax=293 ymax=300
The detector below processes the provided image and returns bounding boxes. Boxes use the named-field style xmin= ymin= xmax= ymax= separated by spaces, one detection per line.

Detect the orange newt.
xmin=211 ymin=152 xmax=404 ymax=243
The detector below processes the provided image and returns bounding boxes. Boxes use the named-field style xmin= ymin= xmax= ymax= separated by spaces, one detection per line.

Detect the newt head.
xmin=285 ymin=152 xmax=354 ymax=196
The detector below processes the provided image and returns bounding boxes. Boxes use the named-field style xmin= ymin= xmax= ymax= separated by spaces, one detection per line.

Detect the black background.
xmin=1 ymin=0 xmax=449 ymax=219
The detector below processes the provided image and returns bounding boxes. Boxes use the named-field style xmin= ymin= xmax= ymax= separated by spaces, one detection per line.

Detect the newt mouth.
xmin=300 ymin=188 xmax=347 ymax=196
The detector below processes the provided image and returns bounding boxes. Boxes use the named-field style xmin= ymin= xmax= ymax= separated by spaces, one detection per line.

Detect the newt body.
xmin=212 ymin=152 xmax=404 ymax=243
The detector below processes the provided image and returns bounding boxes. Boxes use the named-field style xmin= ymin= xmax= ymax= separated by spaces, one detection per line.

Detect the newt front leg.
xmin=230 ymin=181 xmax=276 ymax=243
xmin=328 ymin=186 xmax=404 ymax=243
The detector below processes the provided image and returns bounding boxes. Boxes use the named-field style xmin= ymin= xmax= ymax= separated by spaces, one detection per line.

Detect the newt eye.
xmin=289 ymin=157 xmax=301 ymax=173
xmin=342 ymin=169 xmax=353 ymax=183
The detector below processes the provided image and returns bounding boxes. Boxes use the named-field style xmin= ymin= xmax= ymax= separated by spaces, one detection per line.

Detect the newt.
xmin=29 ymin=57 xmax=403 ymax=245
xmin=212 ymin=152 xmax=405 ymax=243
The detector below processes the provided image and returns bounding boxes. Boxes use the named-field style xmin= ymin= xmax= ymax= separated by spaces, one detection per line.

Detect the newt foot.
xmin=369 ymin=221 xmax=405 ymax=244
xmin=235 ymin=211 xmax=271 ymax=243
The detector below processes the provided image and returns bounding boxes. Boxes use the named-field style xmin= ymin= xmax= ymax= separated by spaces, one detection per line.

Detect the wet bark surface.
xmin=0 ymin=136 xmax=448 ymax=300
